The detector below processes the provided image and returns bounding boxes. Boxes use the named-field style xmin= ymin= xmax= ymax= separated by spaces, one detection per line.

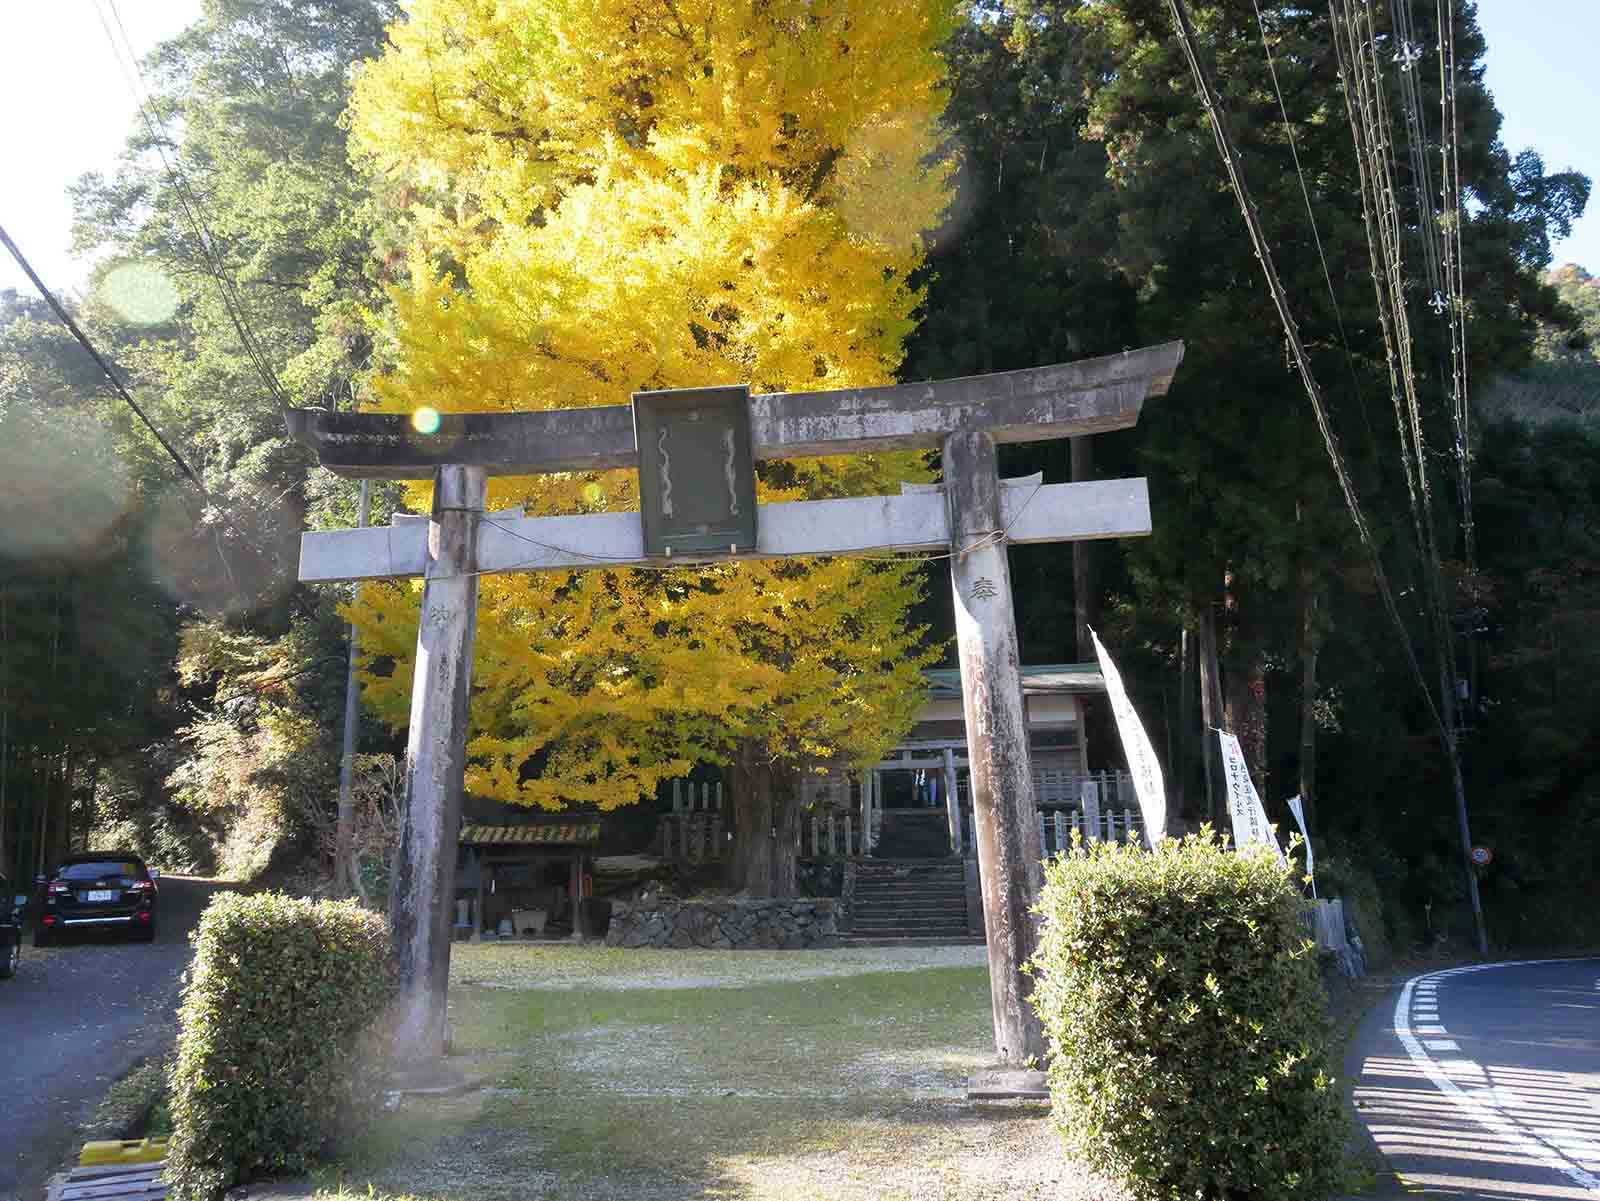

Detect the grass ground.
xmin=314 ymin=944 xmax=1127 ymax=1201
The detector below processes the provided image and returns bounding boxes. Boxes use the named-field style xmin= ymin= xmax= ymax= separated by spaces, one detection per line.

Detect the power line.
xmin=1390 ymin=0 xmax=1446 ymax=301
xmin=0 ymin=221 xmax=204 ymax=492
xmin=1247 ymin=0 xmax=1361 ymax=380
xmin=1162 ymin=0 xmax=1487 ymax=953
xmin=1436 ymin=0 xmax=1475 ymax=571
xmin=94 ymin=0 xmax=293 ymax=414
xmin=1247 ymin=0 xmax=1384 ymax=462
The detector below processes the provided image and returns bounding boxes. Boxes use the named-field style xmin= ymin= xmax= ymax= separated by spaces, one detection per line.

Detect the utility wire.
xmin=1162 ymin=0 xmax=1486 ymax=952
xmin=1390 ymin=0 xmax=1475 ymax=579
xmin=0 ymin=221 xmax=204 ymax=492
xmin=1 ymin=221 xmax=251 ymax=600
xmin=1343 ymin=0 xmax=1439 ymax=554
xmin=1437 ymin=0 xmax=1475 ymax=570
xmin=95 ymin=0 xmax=293 ymax=414
xmin=1334 ymin=1 xmax=1472 ymax=768
xmin=1247 ymin=0 xmax=1362 ymax=383
xmin=1390 ymin=0 xmax=1446 ymax=301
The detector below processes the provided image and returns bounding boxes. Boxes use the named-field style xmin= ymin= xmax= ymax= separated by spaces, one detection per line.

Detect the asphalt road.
xmin=0 ymin=876 xmax=231 ymax=1201
xmin=1349 ymin=957 xmax=1600 ymax=1199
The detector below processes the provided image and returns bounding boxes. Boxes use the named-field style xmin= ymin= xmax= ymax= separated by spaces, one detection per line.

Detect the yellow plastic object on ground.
xmin=79 ymin=1138 xmax=168 ymax=1166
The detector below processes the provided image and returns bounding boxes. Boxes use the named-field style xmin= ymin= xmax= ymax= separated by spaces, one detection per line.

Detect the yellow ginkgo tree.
xmin=345 ymin=0 xmax=957 ymax=894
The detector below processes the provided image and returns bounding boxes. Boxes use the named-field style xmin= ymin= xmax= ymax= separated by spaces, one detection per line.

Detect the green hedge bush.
xmin=166 ymin=893 xmax=397 ymax=1201
xmin=1031 ymin=831 xmax=1347 ymax=1201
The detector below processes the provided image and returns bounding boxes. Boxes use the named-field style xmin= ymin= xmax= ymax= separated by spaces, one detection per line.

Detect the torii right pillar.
xmin=945 ymin=428 xmax=1047 ymax=1066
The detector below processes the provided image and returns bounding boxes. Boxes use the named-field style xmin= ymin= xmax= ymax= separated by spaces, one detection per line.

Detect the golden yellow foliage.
xmin=346 ymin=0 xmax=956 ymax=809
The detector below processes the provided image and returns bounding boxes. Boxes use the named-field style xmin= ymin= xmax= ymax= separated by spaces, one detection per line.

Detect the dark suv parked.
xmin=1 ymin=873 xmax=21 ymax=978
xmin=35 ymin=853 xmax=160 ymax=946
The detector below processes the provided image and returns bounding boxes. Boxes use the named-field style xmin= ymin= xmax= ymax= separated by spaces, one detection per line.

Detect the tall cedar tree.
xmin=1059 ymin=0 xmax=1585 ymax=810
xmin=55 ymin=0 xmax=401 ymax=875
xmin=346 ymin=0 xmax=956 ymax=894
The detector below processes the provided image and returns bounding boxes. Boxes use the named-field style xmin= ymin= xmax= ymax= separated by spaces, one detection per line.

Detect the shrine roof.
xmin=460 ymin=822 xmax=601 ymax=847
xmin=923 ymin=663 xmax=1107 ymax=698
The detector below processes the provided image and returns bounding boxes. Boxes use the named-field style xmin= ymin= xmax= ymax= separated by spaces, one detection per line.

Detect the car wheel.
xmin=0 ymin=938 xmax=17 ymax=978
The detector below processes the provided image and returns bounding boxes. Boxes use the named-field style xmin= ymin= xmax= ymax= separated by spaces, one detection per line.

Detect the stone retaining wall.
xmin=604 ymin=898 xmax=840 ymax=949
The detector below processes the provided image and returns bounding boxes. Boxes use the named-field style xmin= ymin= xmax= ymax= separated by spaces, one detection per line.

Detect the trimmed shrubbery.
xmin=1032 ymin=831 xmax=1347 ymax=1201
xmin=166 ymin=893 xmax=396 ymax=1201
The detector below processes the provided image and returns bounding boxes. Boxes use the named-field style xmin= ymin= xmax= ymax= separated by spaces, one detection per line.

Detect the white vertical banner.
xmin=1285 ymin=794 xmax=1316 ymax=896
xmin=1217 ymin=730 xmax=1283 ymax=860
xmin=1087 ymin=628 xmax=1167 ymax=844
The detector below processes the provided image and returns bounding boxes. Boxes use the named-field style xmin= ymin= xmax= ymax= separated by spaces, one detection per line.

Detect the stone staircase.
xmin=874 ymin=809 xmax=951 ymax=859
xmin=844 ymin=859 xmax=980 ymax=946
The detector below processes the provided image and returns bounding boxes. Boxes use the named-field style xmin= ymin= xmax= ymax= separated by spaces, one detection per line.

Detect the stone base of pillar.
xmin=966 ymin=1067 xmax=1049 ymax=1101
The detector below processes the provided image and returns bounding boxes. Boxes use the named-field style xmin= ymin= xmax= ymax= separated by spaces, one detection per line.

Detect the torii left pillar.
xmin=945 ymin=429 xmax=1046 ymax=1064
xmin=389 ymin=464 xmax=486 ymax=1066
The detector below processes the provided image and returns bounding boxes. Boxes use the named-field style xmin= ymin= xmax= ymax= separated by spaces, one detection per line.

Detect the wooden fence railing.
xmin=656 ymin=780 xmax=724 ymax=862
xmin=655 ymin=776 xmax=1142 ymax=864
xmin=1037 ymin=807 xmax=1145 ymax=856
xmin=801 ymin=813 xmax=861 ymax=859
xmin=656 ymin=810 xmax=863 ymax=863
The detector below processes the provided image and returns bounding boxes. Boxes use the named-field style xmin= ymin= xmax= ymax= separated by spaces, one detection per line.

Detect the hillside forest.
xmin=1 ymin=0 xmax=1596 ymax=956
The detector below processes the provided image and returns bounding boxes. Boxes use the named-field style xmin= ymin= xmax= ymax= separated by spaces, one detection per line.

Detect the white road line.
xmin=1393 ymin=958 xmax=1600 ymax=1195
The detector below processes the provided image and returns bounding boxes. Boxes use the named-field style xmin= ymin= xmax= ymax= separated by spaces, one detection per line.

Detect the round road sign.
xmin=1470 ymin=845 xmax=1493 ymax=867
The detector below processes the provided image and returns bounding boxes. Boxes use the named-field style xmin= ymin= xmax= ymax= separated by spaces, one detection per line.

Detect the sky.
xmin=1 ymin=0 xmax=1597 ymax=303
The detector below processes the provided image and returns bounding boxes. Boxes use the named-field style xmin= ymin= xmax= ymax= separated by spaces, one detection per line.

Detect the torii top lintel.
xmin=286 ymin=341 xmax=1182 ymax=481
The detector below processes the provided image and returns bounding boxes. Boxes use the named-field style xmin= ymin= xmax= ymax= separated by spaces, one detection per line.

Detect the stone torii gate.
xmin=288 ymin=341 xmax=1182 ymax=1071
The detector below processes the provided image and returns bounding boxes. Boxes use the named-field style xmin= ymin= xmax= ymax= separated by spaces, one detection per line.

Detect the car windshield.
xmin=60 ymin=861 xmax=142 ymax=882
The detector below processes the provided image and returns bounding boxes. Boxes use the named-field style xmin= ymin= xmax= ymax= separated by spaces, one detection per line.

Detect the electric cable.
xmin=1248 ymin=0 xmax=1369 ymax=413
xmin=94 ymin=0 xmax=293 ymax=414
xmin=1163 ymin=0 xmax=1445 ymax=731
xmin=0 ymin=221 xmax=204 ymax=491
xmin=1334 ymin=1 xmax=1470 ymax=751
xmin=1436 ymin=0 xmax=1475 ymax=570
xmin=1166 ymin=0 xmax=1486 ymax=953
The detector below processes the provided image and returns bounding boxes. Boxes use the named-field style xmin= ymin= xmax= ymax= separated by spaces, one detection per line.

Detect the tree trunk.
xmin=1197 ymin=605 xmax=1223 ymax=825
xmin=83 ymin=760 xmax=100 ymax=855
xmin=727 ymin=745 xmax=774 ymax=896
xmin=1297 ymin=569 xmax=1322 ymax=827
xmin=1071 ymin=437 xmax=1095 ymax=659
xmin=770 ymin=767 xmax=800 ymax=899
xmin=33 ymin=754 xmax=49 ymax=878
xmin=57 ymin=751 xmax=76 ymax=864
xmin=1177 ymin=627 xmax=1192 ymax=821
xmin=1224 ymin=656 xmax=1268 ymax=801
xmin=725 ymin=745 xmax=800 ymax=898
xmin=1222 ymin=572 xmax=1268 ymax=801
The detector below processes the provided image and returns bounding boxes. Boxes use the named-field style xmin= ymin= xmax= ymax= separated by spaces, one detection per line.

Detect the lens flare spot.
xmin=0 ymin=409 xmax=132 ymax=559
xmin=581 ymin=482 xmax=606 ymax=506
xmin=98 ymin=261 xmax=180 ymax=326
xmin=411 ymin=406 xmax=442 ymax=435
xmin=147 ymin=486 xmax=297 ymax=619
